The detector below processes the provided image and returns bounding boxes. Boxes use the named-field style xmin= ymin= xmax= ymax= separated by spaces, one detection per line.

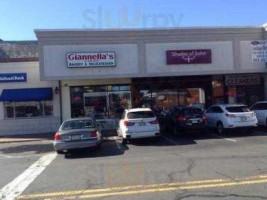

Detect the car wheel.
xmin=172 ymin=126 xmax=178 ymax=135
xmin=200 ymin=129 xmax=207 ymax=135
xmin=122 ymin=138 xmax=127 ymax=145
xmin=217 ymin=122 xmax=224 ymax=134
xmin=56 ymin=150 xmax=64 ymax=154
xmin=96 ymin=142 xmax=102 ymax=150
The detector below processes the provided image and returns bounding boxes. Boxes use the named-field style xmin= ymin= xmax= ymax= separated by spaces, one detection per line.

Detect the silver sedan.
xmin=53 ymin=118 xmax=101 ymax=154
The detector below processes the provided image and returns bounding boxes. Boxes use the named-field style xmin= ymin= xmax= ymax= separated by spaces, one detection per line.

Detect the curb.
xmin=0 ymin=138 xmax=51 ymax=144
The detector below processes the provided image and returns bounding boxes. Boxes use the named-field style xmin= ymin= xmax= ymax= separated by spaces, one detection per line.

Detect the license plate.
xmin=139 ymin=122 xmax=146 ymax=126
xmin=71 ymin=135 xmax=81 ymax=140
xmin=191 ymin=120 xmax=198 ymax=123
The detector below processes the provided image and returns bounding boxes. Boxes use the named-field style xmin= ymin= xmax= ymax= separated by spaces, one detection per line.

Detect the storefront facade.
xmin=0 ymin=41 xmax=61 ymax=136
xmin=35 ymin=26 xmax=267 ymax=129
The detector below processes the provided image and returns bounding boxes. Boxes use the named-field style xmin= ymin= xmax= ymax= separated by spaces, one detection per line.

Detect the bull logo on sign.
xmin=182 ymin=54 xmax=196 ymax=62
xmin=181 ymin=51 xmax=196 ymax=63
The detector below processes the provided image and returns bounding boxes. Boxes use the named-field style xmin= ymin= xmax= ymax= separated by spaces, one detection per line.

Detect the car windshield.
xmin=226 ymin=106 xmax=250 ymax=113
xmin=182 ymin=108 xmax=203 ymax=116
xmin=127 ymin=111 xmax=155 ymax=119
xmin=62 ymin=120 xmax=95 ymax=130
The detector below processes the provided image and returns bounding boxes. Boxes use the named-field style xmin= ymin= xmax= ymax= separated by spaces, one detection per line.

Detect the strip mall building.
xmin=35 ymin=26 xmax=267 ymax=128
xmin=0 ymin=25 xmax=266 ymax=135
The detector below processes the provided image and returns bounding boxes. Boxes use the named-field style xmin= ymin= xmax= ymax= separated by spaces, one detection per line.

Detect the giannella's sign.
xmin=67 ymin=52 xmax=116 ymax=68
xmin=0 ymin=73 xmax=27 ymax=83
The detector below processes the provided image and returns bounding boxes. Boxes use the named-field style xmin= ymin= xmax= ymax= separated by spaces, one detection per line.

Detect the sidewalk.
xmin=0 ymin=133 xmax=54 ymax=144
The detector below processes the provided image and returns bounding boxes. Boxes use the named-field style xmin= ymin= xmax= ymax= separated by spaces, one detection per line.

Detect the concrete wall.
xmin=146 ymin=41 xmax=234 ymax=76
xmin=35 ymin=27 xmax=266 ymax=80
xmin=0 ymin=61 xmax=61 ymax=136
xmin=43 ymin=44 xmax=138 ymax=80
xmin=240 ymin=41 xmax=266 ymax=72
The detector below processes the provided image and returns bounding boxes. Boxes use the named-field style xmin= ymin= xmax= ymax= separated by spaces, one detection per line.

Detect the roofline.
xmin=0 ymin=57 xmax=39 ymax=63
xmin=0 ymin=40 xmax=37 ymax=43
xmin=34 ymin=25 xmax=264 ymax=33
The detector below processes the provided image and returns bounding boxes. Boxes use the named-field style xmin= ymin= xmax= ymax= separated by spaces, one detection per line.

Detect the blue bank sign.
xmin=0 ymin=73 xmax=27 ymax=83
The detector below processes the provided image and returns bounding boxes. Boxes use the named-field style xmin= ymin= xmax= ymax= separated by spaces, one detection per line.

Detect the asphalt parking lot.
xmin=1 ymin=128 xmax=267 ymax=200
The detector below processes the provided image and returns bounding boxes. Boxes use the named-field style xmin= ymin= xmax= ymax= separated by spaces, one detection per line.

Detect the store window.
xmin=225 ymin=74 xmax=263 ymax=106
xmin=70 ymin=85 xmax=132 ymax=119
xmin=212 ymin=77 xmax=224 ymax=104
xmin=70 ymin=87 xmax=84 ymax=118
xmin=109 ymin=91 xmax=131 ymax=118
xmin=4 ymin=101 xmax=53 ymax=119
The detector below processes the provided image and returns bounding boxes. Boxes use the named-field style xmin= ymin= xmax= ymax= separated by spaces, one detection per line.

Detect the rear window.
xmin=62 ymin=120 xmax=95 ymax=130
xmin=182 ymin=108 xmax=203 ymax=116
xmin=127 ymin=111 xmax=155 ymax=119
xmin=226 ymin=106 xmax=250 ymax=113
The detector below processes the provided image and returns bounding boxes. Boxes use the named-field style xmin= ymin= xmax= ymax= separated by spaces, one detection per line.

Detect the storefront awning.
xmin=0 ymin=88 xmax=53 ymax=102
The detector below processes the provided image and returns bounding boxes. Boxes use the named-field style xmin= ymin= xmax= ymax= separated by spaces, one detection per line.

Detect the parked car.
xmin=117 ymin=108 xmax=160 ymax=144
xmin=205 ymin=104 xmax=258 ymax=134
xmin=250 ymin=101 xmax=267 ymax=126
xmin=164 ymin=106 xmax=208 ymax=134
xmin=189 ymin=103 xmax=205 ymax=111
xmin=53 ymin=118 xmax=101 ymax=154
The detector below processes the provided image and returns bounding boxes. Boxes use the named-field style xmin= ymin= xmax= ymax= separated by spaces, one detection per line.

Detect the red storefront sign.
xmin=166 ymin=49 xmax=212 ymax=64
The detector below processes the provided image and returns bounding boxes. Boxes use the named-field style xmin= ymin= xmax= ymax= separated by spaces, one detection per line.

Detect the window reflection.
xmin=70 ymin=85 xmax=132 ymax=119
xmin=109 ymin=91 xmax=131 ymax=118
xmin=4 ymin=101 xmax=53 ymax=119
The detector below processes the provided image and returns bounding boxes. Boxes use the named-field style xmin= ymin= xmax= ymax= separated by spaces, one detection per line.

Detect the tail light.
xmin=177 ymin=115 xmax=186 ymax=122
xmin=149 ymin=119 xmax=159 ymax=124
xmin=124 ymin=121 xmax=135 ymax=126
xmin=91 ymin=130 xmax=98 ymax=138
xmin=225 ymin=113 xmax=236 ymax=118
xmin=54 ymin=132 xmax=61 ymax=141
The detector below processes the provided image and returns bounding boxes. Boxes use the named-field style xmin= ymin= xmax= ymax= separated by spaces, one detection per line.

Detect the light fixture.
xmin=55 ymin=87 xmax=59 ymax=95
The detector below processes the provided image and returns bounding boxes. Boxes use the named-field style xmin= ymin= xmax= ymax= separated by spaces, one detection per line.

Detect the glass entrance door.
xmin=84 ymin=92 xmax=108 ymax=119
xmin=179 ymin=88 xmax=205 ymax=107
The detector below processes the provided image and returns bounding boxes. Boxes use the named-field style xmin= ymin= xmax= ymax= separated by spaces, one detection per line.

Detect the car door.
xmin=205 ymin=107 xmax=216 ymax=127
xmin=118 ymin=110 xmax=126 ymax=135
xmin=251 ymin=103 xmax=267 ymax=125
xmin=251 ymin=103 xmax=261 ymax=124
xmin=214 ymin=106 xmax=225 ymax=125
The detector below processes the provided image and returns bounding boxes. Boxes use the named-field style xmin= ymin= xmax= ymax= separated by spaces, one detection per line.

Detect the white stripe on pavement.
xmin=209 ymin=134 xmax=237 ymax=142
xmin=0 ymin=154 xmax=44 ymax=159
xmin=0 ymin=153 xmax=57 ymax=200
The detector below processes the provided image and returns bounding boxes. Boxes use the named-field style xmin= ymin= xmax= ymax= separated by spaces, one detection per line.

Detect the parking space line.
xmin=161 ymin=136 xmax=178 ymax=145
xmin=0 ymin=154 xmax=42 ymax=159
xmin=209 ymin=133 xmax=237 ymax=142
xmin=0 ymin=153 xmax=57 ymax=200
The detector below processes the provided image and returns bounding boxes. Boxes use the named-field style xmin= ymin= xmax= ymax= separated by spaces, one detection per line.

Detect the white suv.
xmin=117 ymin=108 xmax=160 ymax=144
xmin=250 ymin=101 xmax=267 ymax=126
xmin=205 ymin=104 xmax=258 ymax=134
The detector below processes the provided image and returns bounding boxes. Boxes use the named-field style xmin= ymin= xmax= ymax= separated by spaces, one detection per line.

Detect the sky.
xmin=0 ymin=0 xmax=266 ymax=40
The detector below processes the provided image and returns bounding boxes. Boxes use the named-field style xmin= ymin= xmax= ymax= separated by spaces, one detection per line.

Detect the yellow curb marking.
xmin=18 ymin=179 xmax=225 ymax=199
xmin=18 ymin=174 xmax=267 ymax=200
